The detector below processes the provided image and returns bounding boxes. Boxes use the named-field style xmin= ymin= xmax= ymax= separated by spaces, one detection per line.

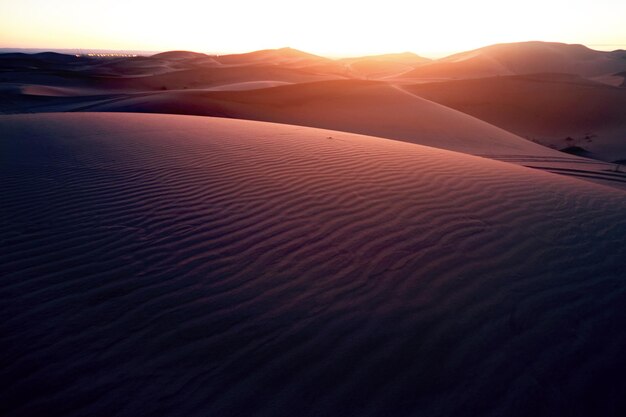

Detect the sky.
xmin=1 ymin=0 xmax=625 ymax=58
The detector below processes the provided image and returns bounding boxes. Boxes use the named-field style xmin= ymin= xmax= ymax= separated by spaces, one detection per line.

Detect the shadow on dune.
xmin=1 ymin=113 xmax=625 ymax=417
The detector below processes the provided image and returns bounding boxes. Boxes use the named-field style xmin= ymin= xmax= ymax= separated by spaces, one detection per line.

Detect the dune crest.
xmin=396 ymin=41 xmax=626 ymax=80
xmin=2 ymin=113 xmax=625 ymax=417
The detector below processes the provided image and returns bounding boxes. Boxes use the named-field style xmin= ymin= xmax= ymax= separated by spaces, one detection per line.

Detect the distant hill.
xmin=340 ymin=52 xmax=431 ymax=78
xmin=151 ymin=50 xmax=215 ymax=60
xmin=396 ymin=41 xmax=626 ymax=79
xmin=340 ymin=52 xmax=431 ymax=65
xmin=215 ymin=47 xmax=330 ymax=66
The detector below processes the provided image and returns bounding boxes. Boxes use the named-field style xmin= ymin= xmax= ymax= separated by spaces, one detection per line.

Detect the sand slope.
xmin=151 ymin=50 xmax=219 ymax=62
xmin=75 ymin=79 xmax=626 ymax=189
xmin=81 ymin=80 xmax=561 ymax=157
xmin=404 ymin=74 xmax=626 ymax=162
xmin=5 ymin=77 xmax=623 ymax=188
xmin=340 ymin=52 xmax=431 ymax=79
xmin=215 ymin=47 xmax=331 ymax=67
xmin=0 ymin=50 xmax=345 ymax=94
xmin=1 ymin=113 xmax=625 ymax=417
xmin=0 ymin=64 xmax=342 ymax=95
xmin=397 ymin=42 xmax=626 ymax=80
xmin=2 ymin=49 xmax=624 ymax=186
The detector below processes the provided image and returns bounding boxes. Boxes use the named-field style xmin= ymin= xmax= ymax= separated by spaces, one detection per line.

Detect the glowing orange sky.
xmin=1 ymin=0 xmax=625 ymax=57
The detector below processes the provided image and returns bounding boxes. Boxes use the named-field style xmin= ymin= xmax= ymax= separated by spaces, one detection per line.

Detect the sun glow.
xmin=1 ymin=0 xmax=625 ymax=57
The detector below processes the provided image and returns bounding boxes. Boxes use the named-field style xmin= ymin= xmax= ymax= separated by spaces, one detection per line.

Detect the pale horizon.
xmin=2 ymin=40 xmax=626 ymax=61
xmin=2 ymin=0 xmax=626 ymax=58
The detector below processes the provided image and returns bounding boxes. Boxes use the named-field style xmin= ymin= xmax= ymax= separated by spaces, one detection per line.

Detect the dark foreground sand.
xmin=1 ymin=113 xmax=625 ymax=417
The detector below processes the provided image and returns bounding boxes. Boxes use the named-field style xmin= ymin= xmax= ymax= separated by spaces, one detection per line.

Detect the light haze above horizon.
xmin=1 ymin=0 xmax=625 ymax=58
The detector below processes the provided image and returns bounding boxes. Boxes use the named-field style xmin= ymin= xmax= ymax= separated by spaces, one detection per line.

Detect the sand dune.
xmin=88 ymin=54 xmax=221 ymax=77
xmin=0 ymin=65 xmax=341 ymax=94
xmin=215 ymin=47 xmax=331 ymax=67
xmin=342 ymin=52 xmax=431 ymax=65
xmin=2 ymin=48 xmax=624 ymax=181
xmin=205 ymin=80 xmax=294 ymax=91
xmin=1 ymin=112 xmax=625 ymax=417
xmin=73 ymin=79 xmax=626 ymax=189
xmin=340 ymin=52 xmax=431 ymax=79
xmin=396 ymin=41 xmax=626 ymax=80
xmin=4 ymin=44 xmax=624 ymax=90
xmin=404 ymin=73 xmax=626 ymax=162
xmin=107 ymin=65 xmax=343 ymax=90
xmin=0 ymin=52 xmax=175 ymax=79
xmin=5 ymin=76 xmax=622 ymax=188
xmin=214 ymin=48 xmax=353 ymax=77
xmin=293 ymin=60 xmax=354 ymax=77
xmin=78 ymin=80 xmax=561 ymax=157
xmin=151 ymin=50 xmax=219 ymax=62
xmin=17 ymin=84 xmax=103 ymax=97
xmin=346 ymin=60 xmax=414 ymax=79
xmin=0 ymin=50 xmax=346 ymax=94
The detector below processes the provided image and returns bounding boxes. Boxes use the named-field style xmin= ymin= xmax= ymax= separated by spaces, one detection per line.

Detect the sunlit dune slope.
xmin=11 ymin=78 xmax=622 ymax=188
xmin=341 ymin=52 xmax=431 ymax=66
xmin=404 ymin=73 xmax=626 ymax=162
xmin=151 ymin=50 xmax=217 ymax=61
xmin=214 ymin=47 xmax=331 ymax=66
xmin=340 ymin=52 xmax=431 ymax=78
xmin=396 ymin=41 xmax=626 ymax=80
xmin=2 ymin=50 xmax=624 ymax=187
xmin=0 ymin=51 xmax=345 ymax=93
xmin=1 ymin=112 xmax=625 ymax=417
xmin=100 ymin=65 xmax=343 ymax=90
xmin=85 ymin=79 xmax=560 ymax=157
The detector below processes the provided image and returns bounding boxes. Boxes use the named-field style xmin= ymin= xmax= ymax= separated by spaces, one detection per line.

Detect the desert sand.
xmin=2 ymin=113 xmax=625 ymax=417
xmin=4 ymin=75 xmax=623 ymax=189
xmin=404 ymin=74 xmax=626 ymax=162
xmin=339 ymin=52 xmax=431 ymax=78
xmin=395 ymin=41 xmax=626 ymax=80
xmin=1 ymin=41 xmax=626 ymax=417
xmin=2 ymin=43 xmax=624 ymax=174
xmin=59 ymin=80 xmax=556 ymax=154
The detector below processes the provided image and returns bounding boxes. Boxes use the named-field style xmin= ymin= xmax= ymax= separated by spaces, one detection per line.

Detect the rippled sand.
xmin=1 ymin=113 xmax=625 ymax=417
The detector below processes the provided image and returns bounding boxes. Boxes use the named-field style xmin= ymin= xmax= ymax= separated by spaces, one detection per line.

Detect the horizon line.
xmin=2 ymin=40 xmax=626 ymax=60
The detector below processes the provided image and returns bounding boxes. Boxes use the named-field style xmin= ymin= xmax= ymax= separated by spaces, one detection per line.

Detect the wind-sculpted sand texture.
xmin=1 ymin=76 xmax=624 ymax=189
xmin=35 ymin=80 xmax=564 ymax=156
xmin=23 ymin=79 xmax=620 ymax=189
xmin=1 ymin=113 xmax=625 ymax=417
xmin=0 ymin=79 xmax=561 ymax=155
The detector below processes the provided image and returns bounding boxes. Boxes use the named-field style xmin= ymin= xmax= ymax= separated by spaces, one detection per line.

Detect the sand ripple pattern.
xmin=1 ymin=113 xmax=625 ymax=417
